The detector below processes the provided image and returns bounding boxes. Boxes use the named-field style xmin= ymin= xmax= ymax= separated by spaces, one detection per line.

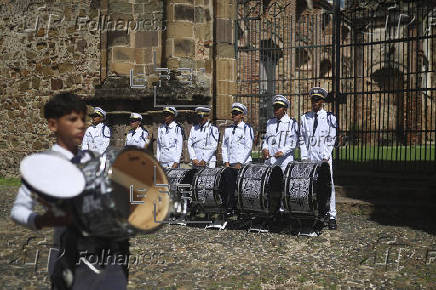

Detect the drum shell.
xmin=191 ymin=167 xmax=228 ymax=209
xmin=282 ymin=161 xmax=331 ymax=217
xmin=236 ymin=164 xmax=283 ymax=214
xmin=164 ymin=168 xmax=197 ymax=201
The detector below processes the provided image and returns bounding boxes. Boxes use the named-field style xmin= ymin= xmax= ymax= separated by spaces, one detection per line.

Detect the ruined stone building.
xmin=0 ymin=0 xmax=435 ymax=177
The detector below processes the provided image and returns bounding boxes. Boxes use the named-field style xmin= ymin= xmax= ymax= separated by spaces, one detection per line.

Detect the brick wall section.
xmin=0 ymin=0 xmax=100 ymax=177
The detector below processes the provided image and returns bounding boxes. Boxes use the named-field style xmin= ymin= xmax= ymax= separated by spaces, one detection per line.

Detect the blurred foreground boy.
xmin=10 ymin=93 xmax=128 ymax=290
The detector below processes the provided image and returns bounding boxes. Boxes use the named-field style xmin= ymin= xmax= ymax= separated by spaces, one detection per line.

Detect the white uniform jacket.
xmin=156 ymin=121 xmax=184 ymax=164
xmin=221 ymin=121 xmax=254 ymax=165
xmin=125 ymin=127 xmax=149 ymax=149
xmin=299 ymin=109 xmax=337 ymax=162
xmin=262 ymin=114 xmax=298 ymax=171
xmin=81 ymin=122 xmax=111 ymax=154
xmin=187 ymin=121 xmax=219 ymax=164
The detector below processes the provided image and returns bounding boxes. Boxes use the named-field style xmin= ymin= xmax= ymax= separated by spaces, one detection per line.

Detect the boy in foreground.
xmin=10 ymin=93 xmax=128 ymax=289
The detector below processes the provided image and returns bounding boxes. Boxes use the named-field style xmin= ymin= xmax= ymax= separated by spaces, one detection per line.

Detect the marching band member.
xmin=221 ymin=102 xmax=254 ymax=169
xmin=299 ymin=87 xmax=337 ymax=230
xmin=187 ymin=107 xmax=219 ymax=168
xmin=156 ymin=107 xmax=184 ymax=168
xmin=221 ymin=103 xmax=254 ymax=212
xmin=125 ymin=112 xmax=150 ymax=149
xmin=11 ymin=93 xmax=129 ymax=289
xmin=81 ymin=106 xmax=111 ymax=154
xmin=262 ymin=95 xmax=298 ymax=172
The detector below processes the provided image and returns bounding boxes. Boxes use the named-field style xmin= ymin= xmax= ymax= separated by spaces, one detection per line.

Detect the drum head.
xmin=110 ymin=149 xmax=170 ymax=233
xmin=20 ymin=153 xmax=85 ymax=198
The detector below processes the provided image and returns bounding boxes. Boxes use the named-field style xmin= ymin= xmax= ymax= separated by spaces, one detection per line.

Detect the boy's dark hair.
xmin=44 ymin=93 xmax=87 ymax=119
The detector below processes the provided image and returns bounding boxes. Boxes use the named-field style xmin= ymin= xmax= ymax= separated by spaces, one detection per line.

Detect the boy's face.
xmin=231 ymin=110 xmax=243 ymax=124
xmin=311 ymin=98 xmax=324 ymax=112
xmin=91 ymin=114 xmax=103 ymax=125
xmin=163 ymin=112 xmax=174 ymax=124
xmin=48 ymin=111 xmax=86 ymax=151
xmin=129 ymin=119 xmax=140 ymax=129
xmin=273 ymin=105 xmax=286 ymax=119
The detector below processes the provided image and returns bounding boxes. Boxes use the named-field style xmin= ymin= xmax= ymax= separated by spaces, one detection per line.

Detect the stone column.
xmin=214 ymin=0 xmax=237 ymax=121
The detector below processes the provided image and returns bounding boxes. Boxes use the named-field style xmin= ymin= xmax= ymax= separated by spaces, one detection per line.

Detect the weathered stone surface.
xmin=216 ymin=59 xmax=236 ymax=81
xmin=167 ymin=58 xmax=180 ymax=70
xmin=217 ymin=43 xmax=235 ymax=58
xmin=108 ymin=30 xmax=129 ymax=46
xmin=110 ymin=62 xmax=134 ymax=75
xmin=217 ymin=80 xmax=236 ymax=95
xmin=58 ymin=63 xmax=74 ymax=73
xmin=50 ymin=78 xmax=63 ymax=90
xmin=194 ymin=7 xmax=210 ymax=23
xmin=216 ymin=19 xmax=233 ymax=43
xmin=113 ymin=47 xmax=135 ymax=62
xmin=216 ymin=0 xmax=236 ymax=19
xmin=18 ymin=81 xmax=30 ymax=91
xmin=31 ymin=77 xmax=40 ymax=89
xmin=174 ymin=39 xmax=194 ymax=57
xmin=167 ymin=22 xmax=193 ymax=38
xmin=76 ymin=39 xmax=87 ymax=53
xmin=171 ymin=0 xmax=193 ymax=3
xmin=134 ymin=48 xmax=153 ymax=64
xmin=175 ymin=4 xmax=194 ymax=21
xmin=216 ymin=94 xmax=233 ymax=119
xmin=109 ymin=1 xmax=132 ymax=14
xmin=135 ymin=31 xmax=158 ymax=48
xmin=194 ymin=23 xmax=211 ymax=41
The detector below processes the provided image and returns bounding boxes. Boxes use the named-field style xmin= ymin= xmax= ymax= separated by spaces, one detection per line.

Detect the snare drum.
xmin=236 ymin=164 xmax=283 ymax=214
xmin=282 ymin=161 xmax=331 ymax=217
xmin=191 ymin=167 xmax=229 ymax=208
xmin=20 ymin=147 xmax=171 ymax=237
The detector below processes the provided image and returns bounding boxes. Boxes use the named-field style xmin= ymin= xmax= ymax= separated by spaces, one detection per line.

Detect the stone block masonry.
xmin=0 ymin=0 xmax=218 ymax=177
xmin=0 ymin=0 xmax=101 ymax=177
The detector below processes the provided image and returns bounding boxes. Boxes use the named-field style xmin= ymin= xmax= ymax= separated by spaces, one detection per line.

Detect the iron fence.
xmin=235 ymin=0 xmax=436 ymax=170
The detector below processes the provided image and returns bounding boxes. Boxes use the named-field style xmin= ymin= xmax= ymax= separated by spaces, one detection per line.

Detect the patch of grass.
xmin=252 ymin=145 xmax=435 ymax=162
xmin=335 ymin=145 xmax=435 ymax=162
xmin=0 ymin=177 xmax=21 ymax=186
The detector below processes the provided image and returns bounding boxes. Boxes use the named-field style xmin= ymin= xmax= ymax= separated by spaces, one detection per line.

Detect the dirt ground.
xmin=0 ymin=185 xmax=435 ymax=289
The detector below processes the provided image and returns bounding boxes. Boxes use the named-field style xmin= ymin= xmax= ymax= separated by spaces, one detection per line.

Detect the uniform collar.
xmin=165 ymin=121 xmax=177 ymax=129
xmin=236 ymin=121 xmax=245 ymax=128
xmin=199 ymin=120 xmax=209 ymax=128
xmin=92 ymin=122 xmax=104 ymax=128
xmin=52 ymin=144 xmax=75 ymax=160
xmin=277 ymin=114 xmax=291 ymax=123
xmin=314 ymin=108 xmax=326 ymax=116
xmin=134 ymin=127 xmax=143 ymax=133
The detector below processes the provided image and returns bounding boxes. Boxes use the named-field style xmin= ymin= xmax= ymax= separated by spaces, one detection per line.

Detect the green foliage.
xmin=0 ymin=177 xmax=21 ymax=186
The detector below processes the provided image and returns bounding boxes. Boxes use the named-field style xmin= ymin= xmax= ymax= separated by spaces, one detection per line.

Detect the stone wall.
xmin=0 ymin=0 xmax=217 ymax=177
xmin=0 ymin=0 xmax=101 ymax=177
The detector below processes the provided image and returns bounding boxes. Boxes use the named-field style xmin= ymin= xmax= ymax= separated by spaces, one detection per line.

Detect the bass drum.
xmin=164 ymin=168 xmax=197 ymax=215
xmin=282 ymin=161 xmax=331 ymax=217
xmin=236 ymin=164 xmax=283 ymax=214
xmin=191 ymin=167 xmax=229 ymax=209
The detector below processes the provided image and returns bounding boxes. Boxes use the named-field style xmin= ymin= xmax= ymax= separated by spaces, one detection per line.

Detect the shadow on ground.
xmin=335 ymin=161 xmax=436 ymax=235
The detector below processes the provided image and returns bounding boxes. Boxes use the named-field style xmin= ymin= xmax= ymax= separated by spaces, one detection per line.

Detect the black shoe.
xmin=328 ymin=219 xmax=337 ymax=230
